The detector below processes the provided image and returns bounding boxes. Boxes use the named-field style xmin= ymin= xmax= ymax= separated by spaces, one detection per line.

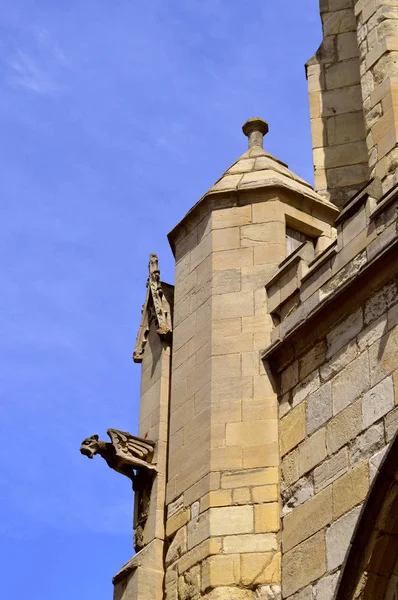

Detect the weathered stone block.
xmin=282 ymin=486 xmax=332 ymax=552
xmin=326 ymin=399 xmax=362 ymax=455
xmin=332 ymin=352 xmax=370 ymax=415
xmin=223 ymin=533 xmax=278 ymax=554
xmin=307 ymin=382 xmax=333 ymax=435
xmin=315 ymin=572 xmax=339 ymax=600
xmin=385 ymin=405 xmax=398 ymax=442
xmin=222 ymin=468 xmax=278 ymax=489
xmin=179 ymin=565 xmax=201 ymax=600
xmin=282 ymin=531 xmax=326 ymax=597
xmin=362 ymin=376 xmax=395 ymax=428
xmin=332 ymin=460 xmax=369 ymax=519
xmin=292 ymin=371 xmax=320 ymax=407
xmin=282 ymin=474 xmax=314 ymax=515
xmin=350 ymin=421 xmax=385 ymax=465
xmin=357 ymin=315 xmax=388 ymax=352
xmin=281 ymin=450 xmax=300 ymax=489
xmin=166 ymin=508 xmax=190 ymax=538
xmin=280 ymin=403 xmax=306 ymax=456
xmin=166 ymin=526 xmax=187 ymax=567
xmin=299 ymin=427 xmax=327 ymax=476
xmin=178 ymin=538 xmax=222 ymax=574
xmin=320 ymin=340 xmax=357 ymax=382
xmin=314 ymin=447 xmax=348 ymax=492
xmin=326 ymin=308 xmax=363 ymax=358
xmin=241 ymin=552 xmax=281 ymax=586
xmin=326 ymin=505 xmax=361 ymax=570
xmin=202 ymin=554 xmax=240 ymax=590
xmin=281 ymin=361 xmax=299 ymax=395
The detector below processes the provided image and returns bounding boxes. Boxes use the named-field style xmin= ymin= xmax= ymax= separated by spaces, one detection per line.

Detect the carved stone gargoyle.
xmin=80 ymin=428 xmax=157 ymax=482
xmin=80 ymin=429 xmax=157 ymax=552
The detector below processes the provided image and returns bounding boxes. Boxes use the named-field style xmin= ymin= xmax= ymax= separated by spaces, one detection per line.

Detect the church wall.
xmin=307 ymin=0 xmax=369 ymax=207
xmin=279 ymin=280 xmax=398 ymax=598
xmin=262 ymin=183 xmax=398 ymax=599
xmin=355 ymin=0 xmax=398 ymax=195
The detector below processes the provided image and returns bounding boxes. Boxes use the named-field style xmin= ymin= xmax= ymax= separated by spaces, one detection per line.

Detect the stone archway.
xmin=335 ymin=432 xmax=398 ymax=600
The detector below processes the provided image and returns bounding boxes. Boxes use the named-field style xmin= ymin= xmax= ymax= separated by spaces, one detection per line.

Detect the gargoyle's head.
xmin=80 ymin=434 xmax=100 ymax=459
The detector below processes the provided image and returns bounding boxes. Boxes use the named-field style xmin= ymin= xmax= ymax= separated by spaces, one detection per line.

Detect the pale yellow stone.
xmin=226 ymin=420 xmax=278 ymax=447
xmin=280 ymin=403 xmax=306 ymax=456
xmin=223 ymin=533 xmax=277 ymax=554
xmin=241 ymin=551 xmax=281 ymax=586
xmin=213 ymin=291 xmax=254 ymax=320
xmin=200 ymin=490 xmax=232 ymax=513
xmin=252 ymin=485 xmax=279 ymax=503
xmin=242 ymin=351 xmax=261 ymax=376
xmin=212 ymin=317 xmax=241 ymax=337
xmin=201 ymin=554 xmax=240 ymax=590
xmin=210 ymin=505 xmax=253 ymax=536
xmin=282 ymin=486 xmax=332 ymax=552
xmin=240 ymin=222 xmax=285 ymax=247
xmin=210 ymin=445 xmax=242 ymax=471
xmin=222 ymin=468 xmax=278 ymax=489
xmin=166 ymin=508 xmax=190 ymax=538
xmin=212 ymin=227 xmax=241 ymax=251
xmin=212 ymin=333 xmax=253 ymax=356
xmin=242 ymin=443 xmax=279 ymax=469
xmin=178 ymin=538 xmax=222 ymax=574
xmin=213 ymin=247 xmax=253 ymax=271
xmin=233 ymin=487 xmax=251 ymax=504
xmin=242 ymin=397 xmax=278 ymax=423
xmin=212 ymin=205 xmax=252 ymax=229
xmin=332 ymin=460 xmax=369 ymax=519
xmin=251 ymin=201 xmax=283 ymax=223
xmin=254 ymin=503 xmax=279 ymax=533
xmin=253 ymin=243 xmax=286 ymax=265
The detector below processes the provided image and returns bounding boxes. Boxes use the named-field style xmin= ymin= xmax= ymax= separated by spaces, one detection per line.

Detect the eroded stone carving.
xmin=80 ymin=428 xmax=157 ymax=479
xmin=133 ymin=253 xmax=172 ymax=363
xmin=80 ymin=428 xmax=157 ymax=553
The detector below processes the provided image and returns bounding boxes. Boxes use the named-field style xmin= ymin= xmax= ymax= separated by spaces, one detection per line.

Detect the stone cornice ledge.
xmin=261 ymin=220 xmax=398 ymax=365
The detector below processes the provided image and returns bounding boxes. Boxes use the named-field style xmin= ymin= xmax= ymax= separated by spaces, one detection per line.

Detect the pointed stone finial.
xmin=242 ymin=117 xmax=269 ymax=149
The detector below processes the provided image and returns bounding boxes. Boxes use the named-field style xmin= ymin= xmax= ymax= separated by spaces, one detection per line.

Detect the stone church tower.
xmin=82 ymin=1 xmax=398 ymax=599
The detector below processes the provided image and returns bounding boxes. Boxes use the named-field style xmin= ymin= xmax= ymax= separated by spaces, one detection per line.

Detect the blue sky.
xmin=0 ymin=1 xmax=321 ymax=596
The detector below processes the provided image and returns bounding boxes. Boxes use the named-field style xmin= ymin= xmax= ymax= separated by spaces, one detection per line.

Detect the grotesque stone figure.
xmin=80 ymin=428 xmax=157 ymax=551
xmin=80 ymin=428 xmax=157 ymax=479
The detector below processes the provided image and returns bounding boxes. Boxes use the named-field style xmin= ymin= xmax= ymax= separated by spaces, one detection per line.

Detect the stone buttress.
xmin=163 ymin=119 xmax=338 ymax=600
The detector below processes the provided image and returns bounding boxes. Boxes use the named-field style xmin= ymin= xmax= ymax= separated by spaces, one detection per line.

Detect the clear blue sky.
xmin=0 ymin=1 xmax=321 ymax=597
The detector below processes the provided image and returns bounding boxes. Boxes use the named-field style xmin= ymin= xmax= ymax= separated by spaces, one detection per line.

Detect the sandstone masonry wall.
xmin=308 ymin=0 xmax=369 ymax=207
xmin=263 ymin=179 xmax=398 ymax=599
xmin=279 ymin=278 xmax=398 ymax=598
